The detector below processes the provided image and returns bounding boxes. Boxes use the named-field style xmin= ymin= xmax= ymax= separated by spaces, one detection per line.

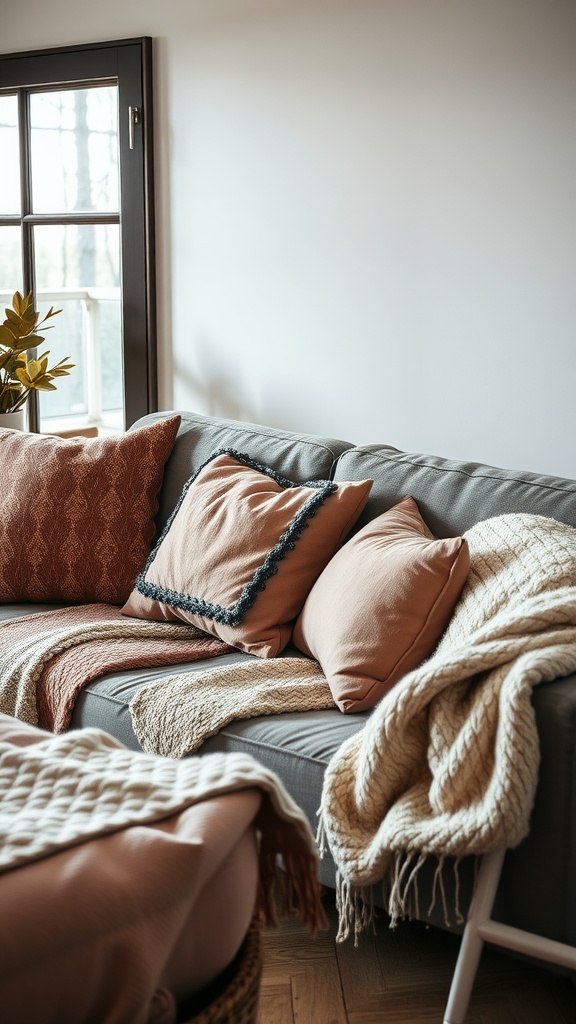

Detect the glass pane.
xmin=34 ymin=223 xmax=123 ymax=428
xmin=30 ymin=86 xmax=119 ymax=214
xmin=0 ymin=227 xmax=22 ymax=291
xmin=100 ymin=299 xmax=123 ymax=412
xmin=0 ymin=94 xmax=20 ymax=214
xmin=35 ymin=223 xmax=120 ymax=288
xmin=38 ymin=298 xmax=87 ymax=420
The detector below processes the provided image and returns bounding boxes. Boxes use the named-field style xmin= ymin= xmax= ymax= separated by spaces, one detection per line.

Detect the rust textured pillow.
xmin=122 ymin=449 xmax=372 ymax=657
xmin=0 ymin=416 xmax=181 ymax=604
xmin=292 ymin=496 xmax=470 ymax=712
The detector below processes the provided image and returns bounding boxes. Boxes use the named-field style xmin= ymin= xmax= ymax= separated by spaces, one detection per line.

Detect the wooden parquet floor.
xmin=257 ymin=890 xmax=576 ymax=1024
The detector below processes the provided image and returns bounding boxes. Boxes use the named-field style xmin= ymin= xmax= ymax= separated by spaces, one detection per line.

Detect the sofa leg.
xmin=443 ymin=849 xmax=506 ymax=1024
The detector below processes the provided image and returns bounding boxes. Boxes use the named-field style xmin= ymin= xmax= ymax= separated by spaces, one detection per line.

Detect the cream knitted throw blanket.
xmin=130 ymin=657 xmax=334 ymax=757
xmin=318 ymin=512 xmax=576 ymax=939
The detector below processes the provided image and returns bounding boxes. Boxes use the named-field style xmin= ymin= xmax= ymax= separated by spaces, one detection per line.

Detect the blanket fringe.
xmin=327 ymin=850 xmax=468 ymax=941
xmin=453 ymin=855 xmax=465 ymax=926
xmin=319 ymin=815 xmax=376 ymax=944
xmin=424 ymin=854 xmax=470 ymax=929
xmin=388 ymin=850 xmax=429 ymax=926
xmin=256 ymin=799 xmax=328 ymax=936
xmin=316 ymin=815 xmax=327 ymax=859
xmin=335 ymin=872 xmax=375 ymax=945
xmin=428 ymin=855 xmax=446 ymax=924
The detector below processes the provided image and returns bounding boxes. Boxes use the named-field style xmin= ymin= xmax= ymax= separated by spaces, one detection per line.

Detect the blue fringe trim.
xmin=134 ymin=448 xmax=337 ymax=626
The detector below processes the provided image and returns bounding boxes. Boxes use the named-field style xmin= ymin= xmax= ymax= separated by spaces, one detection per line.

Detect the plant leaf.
xmin=0 ymin=386 xmax=23 ymax=412
xmin=25 ymin=358 xmax=43 ymax=379
xmin=43 ymin=306 xmax=63 ymax=321
xmin=5 ymin=311 xmax=39 ymax=339
xmin=0 ymin=324 xmax=17 ymax=346
xmin=14 ymin=368 xmax=31 ymax=386
xmin=12 ymin=333 xmax=45 ymax=353
xmin=49 ymin=357 xmax=75 ymax=376
xmin=2 ymin=352 xmax=27 ymax=376
xmin=1 ymin=317 xmax=21 ymax=340
xmin=12 ymin=291 xmax=34 ymax=317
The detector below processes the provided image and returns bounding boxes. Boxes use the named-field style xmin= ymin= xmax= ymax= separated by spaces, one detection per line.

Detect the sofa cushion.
xmin=122 ymin=449 xmax=372 ymax=657
xmin=292 ymin=496 xmax=470 ymax=712
xmin=333 ymin=445 xmax=576 ymax=538
xmin=0 ymin=416 xmax=180 ymax=605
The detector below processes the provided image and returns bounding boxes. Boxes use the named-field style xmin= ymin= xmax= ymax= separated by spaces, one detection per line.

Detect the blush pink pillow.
xmin=292 ymin=496 xmax=470 ymax=712
xmin=122 ymin=450 xmax=372 ymax=658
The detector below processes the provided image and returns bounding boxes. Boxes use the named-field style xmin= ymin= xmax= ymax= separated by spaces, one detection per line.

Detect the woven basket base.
xmin=177 ymin=917 xmax=263 ymax=1024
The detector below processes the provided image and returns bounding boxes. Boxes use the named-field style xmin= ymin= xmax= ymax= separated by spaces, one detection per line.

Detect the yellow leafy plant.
xmin=0 ymin=291 xmax=74 ymax=414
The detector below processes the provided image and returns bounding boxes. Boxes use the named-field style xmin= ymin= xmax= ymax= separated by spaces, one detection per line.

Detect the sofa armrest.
xmin=493 ymin=672 xmax=576 ymax=944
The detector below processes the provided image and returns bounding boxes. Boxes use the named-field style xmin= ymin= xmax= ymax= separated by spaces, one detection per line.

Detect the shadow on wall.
xmin=173 ymin=333 xmax=344 ymax=439
xmin=173 ymin=332 xmax=254 ymax=423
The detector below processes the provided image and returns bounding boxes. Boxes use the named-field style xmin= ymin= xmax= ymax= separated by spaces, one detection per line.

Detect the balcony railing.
xmin=0 ymin=287 xmax=122 ymax=434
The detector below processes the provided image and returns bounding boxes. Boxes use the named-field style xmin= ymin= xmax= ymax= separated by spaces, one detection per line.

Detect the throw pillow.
xmin=122 ymin=449 xmax=372 ymax=657
xmin=0 ymin=415 xmax=181 ymax=604
xmin=292 ymin=496 xmax=470 ymax=712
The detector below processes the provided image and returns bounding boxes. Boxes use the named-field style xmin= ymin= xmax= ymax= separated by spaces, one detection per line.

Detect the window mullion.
xmin=18 ymin=88 xmax=39 ymax=433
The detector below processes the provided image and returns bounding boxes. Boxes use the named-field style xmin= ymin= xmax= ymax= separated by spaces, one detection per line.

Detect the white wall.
xmin=3 ymin=0 xmax=576 ymax=476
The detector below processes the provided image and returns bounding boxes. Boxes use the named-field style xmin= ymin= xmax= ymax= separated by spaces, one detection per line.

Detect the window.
xmin=0 ymin=38 xmax=156 ymax=433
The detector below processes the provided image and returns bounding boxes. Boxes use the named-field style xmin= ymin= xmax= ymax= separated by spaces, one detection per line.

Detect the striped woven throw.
xmin=0 ymin=604 xmax=230 ymax=731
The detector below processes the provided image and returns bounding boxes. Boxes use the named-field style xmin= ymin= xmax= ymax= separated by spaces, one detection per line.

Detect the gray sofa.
xmin=5 ymin=409 xmax=576 ymax=953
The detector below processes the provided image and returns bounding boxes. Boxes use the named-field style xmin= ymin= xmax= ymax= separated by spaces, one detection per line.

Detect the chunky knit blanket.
xmin=0 ymin=604 xmax=230 ymax=731
xmin=0 ymin=716 xmax=326 ymax=934
xmin=318 ymin=512 xmax=576 ymax=939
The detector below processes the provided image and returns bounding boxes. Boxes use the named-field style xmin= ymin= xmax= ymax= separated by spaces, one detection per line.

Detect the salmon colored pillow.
xmin=0 ymin=416 xmax=181 ymax=605
xmin=122 ymin=449 xmax=372 ymax=657
xmin=292 ymin=496 xmax=470 ymax=712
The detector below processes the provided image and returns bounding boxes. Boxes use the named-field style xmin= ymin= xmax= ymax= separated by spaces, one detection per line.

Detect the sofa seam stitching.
xmin=340 ymin=450 xmax=576 ymax=496
xmin=148 ymin=411 xmax=351 ymax=464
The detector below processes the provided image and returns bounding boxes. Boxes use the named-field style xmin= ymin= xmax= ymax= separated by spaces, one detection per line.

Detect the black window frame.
xmin=0 ymin=36 xmax=157 ymax=430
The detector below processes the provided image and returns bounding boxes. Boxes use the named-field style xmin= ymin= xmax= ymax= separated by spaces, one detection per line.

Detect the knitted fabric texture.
xmin=318 ymin=512 xmax=576 ymax=939
xmin=0 ymin=726 xmax=327 ymax=933
xmin=130 ymin=657 xmax=334 ymax=757
xmin=0 ymin=605 xmax=230 ymax=730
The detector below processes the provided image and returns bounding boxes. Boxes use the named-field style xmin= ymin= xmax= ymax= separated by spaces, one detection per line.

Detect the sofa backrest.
xmin=333 ymin=444 xmax=576 ymax=537
xmin=132 ymin=411 xmax=354 ymax=533
xmin=133 ymin=412 xmax=576 ymax=538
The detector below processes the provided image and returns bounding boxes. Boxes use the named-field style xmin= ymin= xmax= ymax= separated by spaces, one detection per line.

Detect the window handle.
xmin=128 ymin=105 xmax=141 ymax=150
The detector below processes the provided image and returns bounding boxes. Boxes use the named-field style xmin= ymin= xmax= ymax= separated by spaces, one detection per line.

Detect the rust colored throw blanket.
xmin=0 ymin=604 xmax=231 ymax=732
